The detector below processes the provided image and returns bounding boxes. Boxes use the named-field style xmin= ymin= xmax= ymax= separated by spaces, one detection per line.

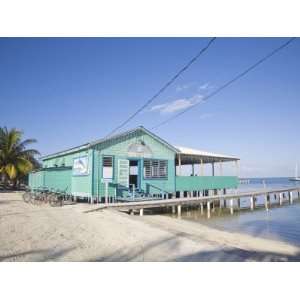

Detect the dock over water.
xmin=87 ymin=186 xmax=300 ymax=218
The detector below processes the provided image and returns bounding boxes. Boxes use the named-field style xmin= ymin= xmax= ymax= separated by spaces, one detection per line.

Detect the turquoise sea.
xmin=179 ymin=177 xmax=300 ymax=247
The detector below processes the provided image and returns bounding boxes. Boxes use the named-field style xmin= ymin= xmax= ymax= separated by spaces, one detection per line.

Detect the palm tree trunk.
xmin=1 ymin=173 xmax=8 ymax=188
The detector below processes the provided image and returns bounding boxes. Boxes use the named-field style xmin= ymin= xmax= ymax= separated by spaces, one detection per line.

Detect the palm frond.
xmin=15 ymin=157 xmax=33 ymax=174
xmin=0 ymin=126 xmax=40 ymax=182
xmin=21 ymin=149 xmax=41 ymax=157
xmin=17 ymin=139 xmax=38 ymax=150
xmin=4 ymin=163 xmax=17 ymax=180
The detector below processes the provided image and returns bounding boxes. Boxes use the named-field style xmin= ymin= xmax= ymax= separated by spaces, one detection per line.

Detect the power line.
xmin=151 ymin=37 xmax=297 ymax=130
xmin=105 ymin=37 xmax=217 ymax=137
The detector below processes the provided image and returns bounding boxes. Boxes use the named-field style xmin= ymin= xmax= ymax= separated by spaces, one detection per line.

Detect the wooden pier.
xmin=88 ymin=186 xmax=300 ymax=218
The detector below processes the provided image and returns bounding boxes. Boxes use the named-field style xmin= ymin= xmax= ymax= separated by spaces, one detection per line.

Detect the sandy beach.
xmin=0 ymin=192 xmax=299 ymax=262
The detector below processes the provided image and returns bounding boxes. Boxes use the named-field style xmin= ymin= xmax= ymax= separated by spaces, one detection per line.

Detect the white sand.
xmin=0 ymin=192 xmax=299 ymax=261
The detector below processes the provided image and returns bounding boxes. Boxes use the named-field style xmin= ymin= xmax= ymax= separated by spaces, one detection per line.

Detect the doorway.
xmin=129 ymin=160 xmax=139 ymax=190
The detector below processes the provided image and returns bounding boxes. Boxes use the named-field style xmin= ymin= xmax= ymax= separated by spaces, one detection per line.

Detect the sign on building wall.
xmin=73 ymin=156 xmax=89 ymax=175
xmin=128 ymin=141 xmax=153 ymax=158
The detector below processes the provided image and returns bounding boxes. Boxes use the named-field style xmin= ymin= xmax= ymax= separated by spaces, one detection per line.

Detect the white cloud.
xmin=198 ymin=82 xmax=214 ymax=91
xmin=176 ymin=82 xmax=214 ymax=93
xmin=175 ymin=82 xmax=195 ymax=92
xmin=150 ymin=95 xmax=203 ymax=114
xmin=198 ymin=113 xmax=214 ymax=120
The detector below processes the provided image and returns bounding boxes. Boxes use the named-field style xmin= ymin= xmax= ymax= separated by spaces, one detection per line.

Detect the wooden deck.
xmin=85 ymin=186 xmax=300 ymax=218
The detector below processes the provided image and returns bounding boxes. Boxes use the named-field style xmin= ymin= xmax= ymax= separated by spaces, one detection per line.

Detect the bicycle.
xmin=23 ymin=188 xmax=35 ymax=204
xmin=32 ymin=186 xmax=49 ymax=205
xmin=48 ymin=188 xmax=69 ymax=207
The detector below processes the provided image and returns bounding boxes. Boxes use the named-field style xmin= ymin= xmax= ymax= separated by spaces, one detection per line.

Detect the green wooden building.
xmin=29 ymin=127 xmax=239 ymax=202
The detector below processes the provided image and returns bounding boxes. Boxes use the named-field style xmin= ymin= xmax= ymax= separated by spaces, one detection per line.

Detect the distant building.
xmin=29 ymin=127 xmax=239 ymax=202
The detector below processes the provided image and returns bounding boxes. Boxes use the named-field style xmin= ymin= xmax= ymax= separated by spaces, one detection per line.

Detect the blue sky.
xmin=0 ymin=38 xmax=299 ymax=177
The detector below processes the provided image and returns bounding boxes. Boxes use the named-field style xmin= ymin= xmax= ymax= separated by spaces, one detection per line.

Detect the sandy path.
xmin=0 ymin=193 xmax=299 ymax=261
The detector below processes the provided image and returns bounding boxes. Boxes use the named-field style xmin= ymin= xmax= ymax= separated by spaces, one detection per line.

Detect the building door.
xmin=117 ymin=159 xmax=129 ymax=189
xmin=129 ymin=159 xmax=139 ymax=191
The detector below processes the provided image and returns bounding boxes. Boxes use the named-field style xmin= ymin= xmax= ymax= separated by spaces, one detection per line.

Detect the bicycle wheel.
xmin=34 ymin=194 xmax=43 ymax=205
xmin=49 ymin=194 xmax=60 ymax=207
xmin=23 ymin=192 xmax=31 ymax=203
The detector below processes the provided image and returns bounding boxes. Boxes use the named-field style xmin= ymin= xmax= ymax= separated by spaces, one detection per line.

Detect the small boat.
xmin=289 ymin=163 xmax=300 ymax=181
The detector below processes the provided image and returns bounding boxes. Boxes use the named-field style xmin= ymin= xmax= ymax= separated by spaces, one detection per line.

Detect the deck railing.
xmin=175 ymin=176 xmax=238 ymax=191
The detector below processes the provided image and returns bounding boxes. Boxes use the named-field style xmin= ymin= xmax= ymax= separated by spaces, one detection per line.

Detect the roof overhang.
xmin=175 ymin=146 xmax=239 ymax=165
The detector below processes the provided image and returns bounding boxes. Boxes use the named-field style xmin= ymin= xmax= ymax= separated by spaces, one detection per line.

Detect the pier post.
xmin=207 ymin=201 xmax=211 ymax=219
xmin=212 ymin=201 xmax=215 ymax=212
xmin=177 ymin=205 xmax=181 ymax=217
xmin=289 ymin=191 xmax=293 ymax=204
xmin=172 ymin=205 xmax=176 ymax=214
xmin=264 ymin=194 xmax=269 ymax=211
xmin=274 ymin=194 xmax=277 ymax=201
xmin=230 ymin=199 xmax=234 ymax=215
xmin=250 ymin=196 xmax=254 ymax=210
xmin=139 ymin=208 xmax=144 ymax=216
xmin=200 ymin=202 xmax=204 ymax=215
xmin=223 ymin=199 xmax=227 ymax=208
xmin=237 ymin=198 xmax=241 ymax=210
xmin=279 ymin=193 xmax=283 ymax=205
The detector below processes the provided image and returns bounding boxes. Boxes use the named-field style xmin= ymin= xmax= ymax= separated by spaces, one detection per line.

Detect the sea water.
xmin=178 ymin=178 xmax=300 ymax=246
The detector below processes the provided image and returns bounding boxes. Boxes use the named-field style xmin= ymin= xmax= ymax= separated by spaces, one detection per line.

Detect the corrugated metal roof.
xmin=41 ymin=126 xmax=178 ymax=160
xmin=40 ymin=127 xmax=239 ymax=162
xmin=90 ymin=126 xmax=178 ymax=153
xmin=175 ymin=146 xmax=239 ymax=162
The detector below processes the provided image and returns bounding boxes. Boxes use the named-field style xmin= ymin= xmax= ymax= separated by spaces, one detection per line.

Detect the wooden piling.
xmin=200 ymin=202 xmax=204 ymax=215
xmin=230 ymin=199 xmax=234 ymax=215
xmin=172 ymin=205 xmax=176 ymax=214
xmin=237 ymin=198 xmax=241 ymax=210
xmin=177 ymin=205 xmax=181 ymax=217
xmin=289 ymin=191 xmax=293 ymax=204
xmin=207 ymin=201 xmax=211 ymax=219
xmin=265 ymin=194 xmax=269 ymax=211
xmin=250 ymin=196 xmax=254 ymax=210
xmin=279 ymin=193 xmax=283 ymax=205
xmin=139 ymin=208 xmax=144 ymax=216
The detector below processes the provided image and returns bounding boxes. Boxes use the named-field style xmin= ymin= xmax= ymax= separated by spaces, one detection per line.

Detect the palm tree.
xmin=0 ymin=127 xmax=40 ymax=187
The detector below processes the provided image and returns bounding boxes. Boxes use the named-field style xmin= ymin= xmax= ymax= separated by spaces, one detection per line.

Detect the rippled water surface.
xmin=178 ymin=178 xmax=300 ymax=246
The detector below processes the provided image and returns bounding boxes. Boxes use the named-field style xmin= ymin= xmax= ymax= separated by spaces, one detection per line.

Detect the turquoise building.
xmin=29 ymin=127 xmax=239 ymax=202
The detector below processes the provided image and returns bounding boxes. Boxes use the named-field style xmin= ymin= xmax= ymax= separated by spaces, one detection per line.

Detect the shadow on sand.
xmin=89 ymin=234 xmax=300 ymax=262
xmin=0 ymin=246 xmax=76 ymax=262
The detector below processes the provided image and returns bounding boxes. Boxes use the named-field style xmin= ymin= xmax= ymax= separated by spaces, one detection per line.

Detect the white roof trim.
xmin=175 ymin=146 xmax=239 ymax=161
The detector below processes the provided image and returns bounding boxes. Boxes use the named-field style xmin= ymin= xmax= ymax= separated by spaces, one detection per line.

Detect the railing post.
xmin=178 ymin=154 xmax=181 ymax=176
xmin=200 ymin=159 xmax=204 ymax=176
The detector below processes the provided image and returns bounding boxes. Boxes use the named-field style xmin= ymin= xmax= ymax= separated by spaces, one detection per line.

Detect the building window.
xmin=144 ymin=159 xmax=167 ymax=179
xmin=103 ymin=156 xmax=113 ymax=179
